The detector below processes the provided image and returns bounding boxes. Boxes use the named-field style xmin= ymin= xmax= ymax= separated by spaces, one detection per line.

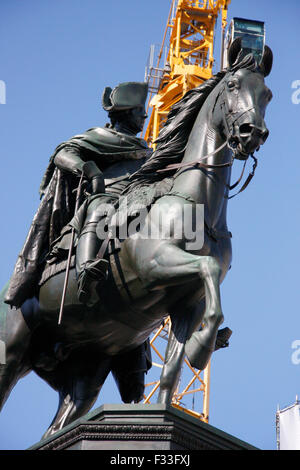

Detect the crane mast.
xmin=143 ymin=0 xmax=231 ymax=423
xmin=144 ymin=0 xmax=231 ymax=147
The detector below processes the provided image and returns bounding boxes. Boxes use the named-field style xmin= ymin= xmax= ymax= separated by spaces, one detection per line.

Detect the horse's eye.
xmin=227 ymin=79 xmax=239 ymax=90
xmin=227 ymin=80 xmax=235 ymax=89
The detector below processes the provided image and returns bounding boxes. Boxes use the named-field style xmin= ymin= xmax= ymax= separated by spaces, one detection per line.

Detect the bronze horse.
xmin=0 ymin=40 xmax=273 ymax=439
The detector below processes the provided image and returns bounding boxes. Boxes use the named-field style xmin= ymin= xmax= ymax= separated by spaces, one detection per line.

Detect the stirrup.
xmin=77 ymin=258 xmax=109 ymax=306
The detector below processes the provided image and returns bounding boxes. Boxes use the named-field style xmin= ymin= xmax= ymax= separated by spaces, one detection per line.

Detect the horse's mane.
xmin=125 ymin=54 xmax=257 ymax=194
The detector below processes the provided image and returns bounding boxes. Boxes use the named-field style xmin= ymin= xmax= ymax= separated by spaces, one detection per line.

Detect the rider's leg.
xmin=76 ymin=198 xmax=109 ymax=305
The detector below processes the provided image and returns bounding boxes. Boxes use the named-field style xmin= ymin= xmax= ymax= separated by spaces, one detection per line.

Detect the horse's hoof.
xmin=185 ymin=332 xmax=214 ymax=370
xmin=214 ymin=327 xmax=232 ymax=351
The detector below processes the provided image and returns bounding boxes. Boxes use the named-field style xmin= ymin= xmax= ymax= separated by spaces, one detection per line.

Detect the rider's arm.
xmin=54 ymin=146 xmax=105 ymax=194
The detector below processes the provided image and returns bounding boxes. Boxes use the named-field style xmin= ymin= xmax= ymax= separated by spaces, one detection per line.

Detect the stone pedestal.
xmin=30 ymin=404 xmax=258 ymax=450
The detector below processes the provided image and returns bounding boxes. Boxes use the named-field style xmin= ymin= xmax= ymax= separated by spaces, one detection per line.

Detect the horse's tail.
xmin=0 ymin=283 xmax=9 ymax=365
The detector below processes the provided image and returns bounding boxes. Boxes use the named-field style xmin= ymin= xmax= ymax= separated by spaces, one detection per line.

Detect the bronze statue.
xmin=0 ymin=39 xmax=273 ymax=439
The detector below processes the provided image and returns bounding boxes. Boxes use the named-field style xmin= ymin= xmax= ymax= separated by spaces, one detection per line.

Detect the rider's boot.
xmin=76 ymin=224 xmax=109 ymax=307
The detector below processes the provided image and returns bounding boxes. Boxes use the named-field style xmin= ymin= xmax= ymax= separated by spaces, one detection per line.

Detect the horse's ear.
xmin=228 ymin=37 xmax=242 ymax=68
xmin=260 ymin=45 xmax=273 ymax=77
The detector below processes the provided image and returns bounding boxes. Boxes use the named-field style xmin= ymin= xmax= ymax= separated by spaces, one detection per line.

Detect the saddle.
xmin=38 ymin=176 xmax=174 ymax=287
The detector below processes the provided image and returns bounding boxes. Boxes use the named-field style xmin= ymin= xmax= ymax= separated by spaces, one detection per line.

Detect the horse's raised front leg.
xmin=185 ymin=256 xmax=224 ymax=370
xmin=134 ymin=240 xmax=224 ymax=403
xmin=139 ymin=242 xmax=224 ymax=369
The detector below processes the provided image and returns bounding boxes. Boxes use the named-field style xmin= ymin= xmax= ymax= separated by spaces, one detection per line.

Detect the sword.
xmin=58 ymin=172 xmax=84 ymax=325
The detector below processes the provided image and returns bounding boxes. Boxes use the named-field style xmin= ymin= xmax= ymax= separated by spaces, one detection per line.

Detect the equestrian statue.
xmin=0 ymin=38 xmax=273 ymax=439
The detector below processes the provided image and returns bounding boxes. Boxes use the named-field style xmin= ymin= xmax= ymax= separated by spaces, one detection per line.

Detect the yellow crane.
xmin=144 ymin=0 xmax=231 ymax=148
xmin=143 ymin=0 xmax=231 ymax=423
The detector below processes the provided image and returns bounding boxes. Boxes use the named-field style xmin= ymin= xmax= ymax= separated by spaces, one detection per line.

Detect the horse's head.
xmin=217 ymin=38 xmax=273 ymax=160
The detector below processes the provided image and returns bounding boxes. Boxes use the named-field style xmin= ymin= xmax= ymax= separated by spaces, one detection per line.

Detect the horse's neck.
xmin=172 ymin=94 xmax=232 ymax=230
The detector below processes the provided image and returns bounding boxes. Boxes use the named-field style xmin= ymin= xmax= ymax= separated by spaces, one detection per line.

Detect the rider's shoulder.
xmin=85 ymin=126 xmax=118 ymax=137
xmin=82 ymin=127 xmax=148 ymax=149
xmin=83 ymin=126 xmax=123 ymax=144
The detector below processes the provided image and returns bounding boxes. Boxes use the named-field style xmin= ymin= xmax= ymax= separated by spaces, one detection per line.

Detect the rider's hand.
xmin=91 ymin=175 xmax=105 ymax=194
xmin=82 ymin=161 xmax=105 ymax=195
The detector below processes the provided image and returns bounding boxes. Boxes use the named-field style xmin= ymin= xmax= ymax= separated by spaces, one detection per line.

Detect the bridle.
xmin=157 ymin=75 xmax=260 ymax=199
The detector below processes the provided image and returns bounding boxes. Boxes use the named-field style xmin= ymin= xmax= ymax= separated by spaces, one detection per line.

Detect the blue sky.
xmin=0 ymin=0 xmax=300 ymax=450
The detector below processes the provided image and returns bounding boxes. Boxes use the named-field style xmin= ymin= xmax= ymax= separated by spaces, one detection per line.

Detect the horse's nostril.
xmin=239 ymin=123 xmax=253 ymax=136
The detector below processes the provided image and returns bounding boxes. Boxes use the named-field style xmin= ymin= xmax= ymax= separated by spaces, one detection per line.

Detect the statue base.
xmin=30 ymin=404 xmax=257 ymax=451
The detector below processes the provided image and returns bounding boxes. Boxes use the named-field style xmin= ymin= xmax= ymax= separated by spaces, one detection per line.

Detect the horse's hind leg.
xmin=43 ymin=354 xmax=112 ymax=439
xmin=0 ymin=305 xmax=32 ymax=411
xmin=158 ymin=300 xmax=205 ymax=404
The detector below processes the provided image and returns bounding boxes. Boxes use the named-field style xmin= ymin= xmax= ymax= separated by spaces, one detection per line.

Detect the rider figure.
xmin=5 ymin=82 xmax=149 ymax=308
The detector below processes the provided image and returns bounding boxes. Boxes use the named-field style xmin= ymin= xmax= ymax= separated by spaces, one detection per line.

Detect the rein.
xmin=226 ymin=154 xmax=257 ymax=199
xmin=156 ymin=137 xmax=258 ymax=200
xmin=156 ymin=139 xmax=231 ymax=173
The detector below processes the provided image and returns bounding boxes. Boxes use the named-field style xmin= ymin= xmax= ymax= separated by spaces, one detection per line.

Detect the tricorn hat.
xmin=102 ymin=82 xmax=148 ymax=112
